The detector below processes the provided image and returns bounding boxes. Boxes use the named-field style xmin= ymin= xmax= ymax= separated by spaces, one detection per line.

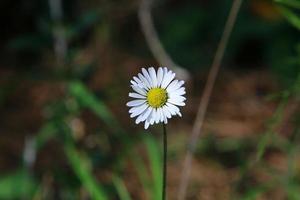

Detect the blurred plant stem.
xmin=237 ymin=72 xmax=300 ymax=199
xmin=131 ymin=134 xmax=162 ymax=200
xmin=48 ymin=0 xmax=68 ymax=67
xmin=112 ymin=175 xmax=132 ymax=200
xmin=178 ymin=0 xmax=243 ymax=199
xmin=64 ymin=141 xmax=108 ymax=200
xmin=138 ymin=0 xmax=190 ymax=80
xmin=256 ymin=92 xmax=290 ymax=161
xmin=275 ymin=0 xmax=300 ymax=9
xmin=256 ymin=72 xmax=300 ymax=162
xmin=162 ymin=124 xmax=167 ymax=200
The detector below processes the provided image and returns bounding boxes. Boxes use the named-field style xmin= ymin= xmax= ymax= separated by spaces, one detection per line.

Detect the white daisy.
xmin=126 ymin=67 xmax=186 ymax=129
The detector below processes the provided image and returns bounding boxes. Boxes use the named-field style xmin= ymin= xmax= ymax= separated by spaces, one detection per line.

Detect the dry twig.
xmin=138 ymin=0 xmax=190 ymax=80
xmin=48 ymin=0 xmax=67 ymax=66
xmin=177 ymin=0 xmax=243 ymax=199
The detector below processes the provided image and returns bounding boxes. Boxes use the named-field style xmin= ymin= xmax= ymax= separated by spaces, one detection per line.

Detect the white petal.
xmin=146 ymin=108 xmax=154 ymax=124
xmin=168 ymin=98 xmax=186 ymax=106
xmin=161 ymin=70 xmax=171 ymax=88
xmin=138 ymin=73 xmax=151 ymax=89
xmin=142 ymin=68 xmax=153 ymax=86
xmin=162 ymin=106 xmax=171 ymax=118
xmin=171 ymin=81 xmax=185 ymax=92
xmin=157 ymin=67 xmax=164 ymax=87
xmin=161 ymin=71 xmax=175 ymax=88
xmin=148 ymin=67 xmax=158 ymax=87
xmin=166 ymin=103 xmax=181 ymax=115
xmin=151 ymin=109 xmax=157 ymax=124
xmin=150 ymin=118 xmax=155 ymax=125
xmin=177 ymin=111 xmax=182 ymax=117
xmin=136 ymin=107 xmax=152 ymax=124
xmin=159 ymin=108 xmax=165 ymax=122
xmin=130 ymin=104 xmax=148 ymax=118
xmin=155 ymin=109 xmax=160 ymax=124
xmin=167 ymin=103 xmax=182 ymax=117
xmin=133 ymin=76 xmax=141 ymax=83
xmin=171 ymin=87 xmax=186 ymax=96
xmin=126 ymin=99 xmax=146 ymax=107
xmin=165 ymin=104 xmax=176 ymax=116
xmin=133 ymin=76 xmax=145 ymax=88
xmin=169 ymin=95 xmax=186 ymax=102
xmin=150 ymin=109 xmax=157 ymax=125
xmin=166 ymin=80 xmax=179 ymax=92
xmin=129 ymin=103 xmax=147 ymax=113
xmin=130 ymin=80 xmax=137 ymax=85
xmin=135 ymin=109 xmax=147 ymax=124
xmin=132 ymin=85 xmax=147 ymax=96
xmin=164 ymin=116 xmax=168 ymax=124
xmin=157 ymin=108 xmax=162 ymax=123
xmin=144 ymin=121 xmax=150 ymax=129
xmin=160 ymin=67 xmax=167 ymax=86
xmin=163 ymin=67 xmax=169 ymax=77
xmin=149 ymin=110 xmax=156 ymax=125
xmin=129 ymin=92 xmax=146 ymax=99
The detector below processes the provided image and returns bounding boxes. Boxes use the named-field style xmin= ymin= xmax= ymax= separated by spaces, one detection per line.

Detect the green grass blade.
xmin=0 ymin=169 xmax=36 ymax=199
xmin=35 ymin=122 xmax=58 ymax=150
xmin=131 ymin=152 xmax=152 ymax=199
xmin=275 ymin=0 xmax=300 ymax=9
xmin=68 ymin=81 xmax=119 ymax=130
xmin=256 ymin=92 xmax=289 ymax=161
xmin=277 ymin=6 xmax=300 ymax=30
xmin=286 ymin=182 xmax=300 ymax=200
xmin=112 ymin=175 xmax=132 ymax=200
xmin=65 ymin=142 xmax=108 ymax=200
xmin=144 ymin=135 xmax=162 ymax=200
xmin=240 ymin=187 xmax=266 ymax=200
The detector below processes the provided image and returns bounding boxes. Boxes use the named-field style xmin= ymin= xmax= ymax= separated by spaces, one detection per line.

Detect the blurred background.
xmin=0 ymin=0 xmax=300 ymax=199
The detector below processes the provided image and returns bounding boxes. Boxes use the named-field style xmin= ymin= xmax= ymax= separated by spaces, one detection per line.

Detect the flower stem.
xmin=162 ymin=124 xmax=167 ymax=200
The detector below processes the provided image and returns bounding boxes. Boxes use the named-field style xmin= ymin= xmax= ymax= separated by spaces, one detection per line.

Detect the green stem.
xmin=162 ymin=124 xmax=167 ymax=200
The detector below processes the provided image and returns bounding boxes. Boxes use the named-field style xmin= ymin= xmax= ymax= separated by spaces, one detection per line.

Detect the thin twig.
xmin=48 ymin=0 xmax=67 ymax=66
xmin=23 ymin=136 xmax=36 ymax=173
xmin=138 ymin=0 xmax=190 ymax=80
xmin=177 ymin=1 xmax=243 ymax=199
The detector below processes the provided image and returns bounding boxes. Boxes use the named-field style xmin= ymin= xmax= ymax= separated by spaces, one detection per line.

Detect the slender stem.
xmin=138 ymin=0 xmax=190 ymax=80
xmin=162 ymin=124 xmax=167 ymax=200
xmin=177 ymin=0 xmax=243 ymax=199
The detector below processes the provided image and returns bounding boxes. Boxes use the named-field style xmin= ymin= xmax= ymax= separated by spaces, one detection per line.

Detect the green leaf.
xmin=278 ymin=6 xmax=300 ymax=30
xmin=131 ymin=152 xmax=152 ymax=199
xmin=112 ymin=175 xmax=132 ymax=200
xmin=66 ymin=11 xmax=101 ymax=39
xmin=275 ymin=0 xmax=300 ymax=9
xmin=68 ymin=81 xmax=119 ymax=130
xmin=65 ymin=142 xmax=108 ymax=200
xmin=240 ymin=187 xmax=266 ymax=200
xmin=0 ymin=169 xmax=36 ymax=199
xmin=35 ymin=122 xmax=58 ymax=149
xmin=286 ymin=182 xmax=300 ymax=200
xmin=144 ymin=135 xmax=162 ymax=200
xmin=130 ymin=135 xmax=163 ymax=200
xmin=256 ymin=92 xmax=290 ymax=161
xmin=7 ymin=34 xmax=48 ymax=51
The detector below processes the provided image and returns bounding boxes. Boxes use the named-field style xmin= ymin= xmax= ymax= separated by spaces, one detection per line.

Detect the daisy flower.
xmin=126 ymin=67 xmax=186 ymax=129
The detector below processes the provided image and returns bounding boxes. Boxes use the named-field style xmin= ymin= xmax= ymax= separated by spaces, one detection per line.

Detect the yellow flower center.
xmin=147 ymin=88 xmax=168 ymax=108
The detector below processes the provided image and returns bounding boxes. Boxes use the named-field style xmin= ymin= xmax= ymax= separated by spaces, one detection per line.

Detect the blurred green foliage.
xmin=270 ymin=0 xmax=300 ymax=87
xmin=155 ymin=0 xmax=300 ymax=88
xmin=65 ymin=142 xmax=108 ymax=200
xmin=0 ymin=169 xmax=36 ymax=199
xmin=0 ymin=0 xmax=299 ymax=199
